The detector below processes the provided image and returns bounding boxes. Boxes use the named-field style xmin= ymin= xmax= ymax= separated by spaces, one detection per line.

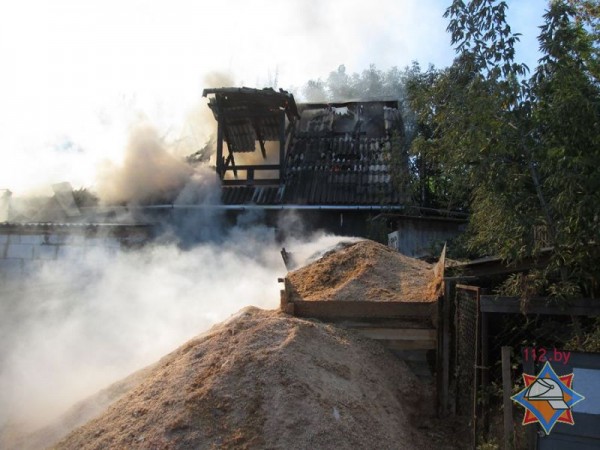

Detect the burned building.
xmin=202 ymin=87 xmax=412 ymax=237
xmin=0 ymin=87 xmax=464 ymax=272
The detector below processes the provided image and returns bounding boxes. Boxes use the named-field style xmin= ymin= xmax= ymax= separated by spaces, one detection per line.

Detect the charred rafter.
xmin=203 ymin=87 xmax=298 ymax=185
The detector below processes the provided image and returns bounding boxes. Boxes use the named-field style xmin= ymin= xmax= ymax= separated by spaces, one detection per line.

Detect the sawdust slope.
xmin=2 ymin=364 xmax=155 ymax=450
xmin=288 ymin=240 xmax=438 ymax=302
xmin=54 ymin=307 xmax=437 ymax=450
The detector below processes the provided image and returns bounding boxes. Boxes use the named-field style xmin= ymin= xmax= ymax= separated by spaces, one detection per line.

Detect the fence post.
xmin=437 ymin=288 xmax=444 ymax=416
xmin=502 ymin=346 xmax=514 ymax=450
xmin=442 ymin=280 xmax=452 ymax=415
xmin=481 ymin=311 xmax=490 ymax=436
xmin=521 ymin=349 xmax=537 ymax=450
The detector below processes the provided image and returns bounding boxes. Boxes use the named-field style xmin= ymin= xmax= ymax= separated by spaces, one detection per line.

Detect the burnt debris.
xmin=204 ymin=87 xmax=408 ymax=207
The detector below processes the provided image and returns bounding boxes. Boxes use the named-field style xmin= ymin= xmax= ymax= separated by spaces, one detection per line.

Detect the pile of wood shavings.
xmin=41 ymin=307 xmax=441 ymax=449
xmin=287 ymin=240 xmax=439 ymax=302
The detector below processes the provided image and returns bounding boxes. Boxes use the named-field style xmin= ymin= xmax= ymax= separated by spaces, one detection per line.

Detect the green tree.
xmin=408 ymin=0 xmax=600 ymax=297
xmin=529 ymin=1 xmax=600 ymax=295
xmin=302 ymin=79 xmax=328 ymax=102
xmin=303 ymin=64 xmax=408 ymax=102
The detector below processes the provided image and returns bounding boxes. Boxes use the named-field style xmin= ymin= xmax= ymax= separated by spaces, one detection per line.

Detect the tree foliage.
xmin=298 ymin=2 xmax=600 ymax=296
xmin=408 ymin=0 xmax=600 ymax=297
xmin=302 ymin=64 xmax=409 ymax=102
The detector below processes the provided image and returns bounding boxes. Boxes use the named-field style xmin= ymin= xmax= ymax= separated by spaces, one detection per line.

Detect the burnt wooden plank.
xmin=220 ymin=164 xmax=281 ymax=170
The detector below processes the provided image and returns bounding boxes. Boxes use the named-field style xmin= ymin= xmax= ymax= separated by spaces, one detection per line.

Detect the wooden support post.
xmin=259 ymin=139 xmax=267 ymax=159
xmin=216 ymin=118 xmax=224 ymax=178
xmin=280 ymin=279 xmax=294 ymax=315
xmin=481 ymin=311 xmax=490 ymax=436
xmin=436 ymin=292 xmax=444 ymax=416
xmin=280 ymin=289 xmax=286 ymax=310
xmin=279 ymin=110 xmax=286 ymax=181
xmin=441 ymin=280 xmax=451 ymax=415
xmin=471 ymin=286 xmax=482 ymax=447
xmin=522 ymin=350 xmax=537 ymax=449
xmin=280 ymin=248 xmax=291 ymax=270
xmin=502 ymin=346 xmax=514 ymax=450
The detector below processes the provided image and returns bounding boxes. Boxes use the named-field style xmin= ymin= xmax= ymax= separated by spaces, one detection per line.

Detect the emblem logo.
xmin=511 ymin=361 xmax=585 ymax=434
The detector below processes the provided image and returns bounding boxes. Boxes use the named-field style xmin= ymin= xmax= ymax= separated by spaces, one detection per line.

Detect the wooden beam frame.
xmin=279 ymin=109 xmax=286 ymax=181
xmin=480 ymin=296 xmax=600 ymax=315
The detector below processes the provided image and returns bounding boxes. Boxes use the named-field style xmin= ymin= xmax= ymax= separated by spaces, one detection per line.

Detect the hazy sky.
xmin=0 ymin=0 xmax=549 ymax=196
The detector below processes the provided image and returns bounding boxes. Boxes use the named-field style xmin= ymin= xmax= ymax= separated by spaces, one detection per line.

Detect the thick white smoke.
xmin=96 ymin=123 xmax=195 ymax=205
xmin=0 ymin=224 xmax=350 ymax=435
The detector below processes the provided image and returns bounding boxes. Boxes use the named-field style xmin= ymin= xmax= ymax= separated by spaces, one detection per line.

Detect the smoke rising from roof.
xmin=96 ymin=124 xmax=195 ymax=205
xmin=94 ymin=71 xmax=238 ymax=205
xmin=0 ymin=1 xmax=548 ymax=197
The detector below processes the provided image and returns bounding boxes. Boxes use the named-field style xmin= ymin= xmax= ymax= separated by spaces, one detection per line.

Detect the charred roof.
xmin=204 ymin=87 xmax=407 ymax=207
xmin=203 ymin=87 xmax=299 ymax=153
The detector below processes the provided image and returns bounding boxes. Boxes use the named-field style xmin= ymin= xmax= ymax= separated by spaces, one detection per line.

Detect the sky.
xmin=0 ymin=0 xmax=549 ymax=197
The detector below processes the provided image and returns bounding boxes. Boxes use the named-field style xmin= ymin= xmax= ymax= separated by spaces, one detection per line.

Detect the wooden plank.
xmin=480 ymin=296 xmax=600 ymax=316
xmin=279 ymin=110 xmax=286 ymax=178
xmin=451 ymin=250 xmax=553 ymax=278
xmin=334 ymin=319 xmax=435 ymax=329
xmin=382 ymin=339 xmax=436 ymax=351
xmin=221 ymin=178 xmax=281 ymax=186
xmin=279 ymin=289 xmax=294 ymax=315
xmin=430 ymin=243 xmax=446 ymax=302
xmin=290 ymin=300 xmax=435 ymax=321
xmin=352 ymin=327 xmax=436 ymax=341
xmin=216 ymin=116 xmax=224 ymax=177
xmin=220 ymin=164 xmax=281 ymax=170
xmin=456 ymin=283 xmax=481 ymax=292
xmin=388 ymin=349 xmax=429 ymax=362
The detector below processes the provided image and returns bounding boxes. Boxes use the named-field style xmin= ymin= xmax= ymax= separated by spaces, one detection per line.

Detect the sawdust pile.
xmin=287 ymin=240 xmax=439 ymax=302
xmin=39 ymin=307 xmax=443 ymax=450
xmin=2 ymin=364 xmax=156 ymax=450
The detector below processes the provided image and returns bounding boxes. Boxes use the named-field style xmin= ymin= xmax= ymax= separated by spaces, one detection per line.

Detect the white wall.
xmin=0 ymin=232 xmax=122 ymax=279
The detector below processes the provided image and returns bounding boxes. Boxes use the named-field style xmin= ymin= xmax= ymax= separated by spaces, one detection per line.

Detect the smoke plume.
xmin=95 ymin=124 xmax=195 ymax=205
xmin=0 ymin=219 xmax=350 ymax=437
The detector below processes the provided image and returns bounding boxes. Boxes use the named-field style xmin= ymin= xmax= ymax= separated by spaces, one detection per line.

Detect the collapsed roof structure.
xmin=202 ymin=87 xmax=408 ymax=208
